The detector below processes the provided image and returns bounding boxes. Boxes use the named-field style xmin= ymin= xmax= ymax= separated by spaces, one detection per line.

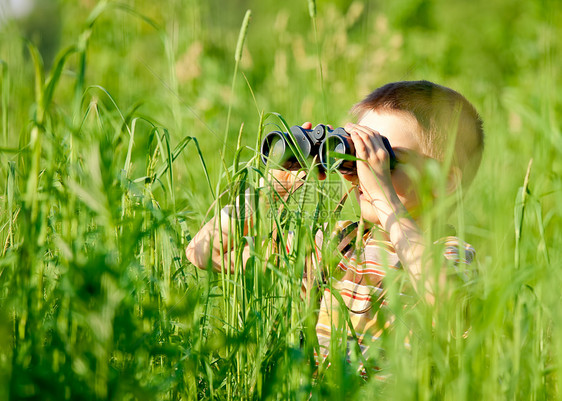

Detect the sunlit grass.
xmin=0 ymin=0 xmax=561 ymax=400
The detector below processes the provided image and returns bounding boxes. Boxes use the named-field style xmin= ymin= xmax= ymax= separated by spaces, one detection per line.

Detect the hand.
xmin=268 ymin=169 xmax=307 ymax=200
xmin=301 ymin=121 xmax=333 ymax=130
xmin=345 ymin=123 xmax=395 ymax=203
xmin=265 ymin=121 xmax=331 ymax=196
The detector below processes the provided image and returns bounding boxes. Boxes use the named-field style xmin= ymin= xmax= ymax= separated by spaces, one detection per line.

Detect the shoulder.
xmin=434 ymin=236 xmax=476 ymax=265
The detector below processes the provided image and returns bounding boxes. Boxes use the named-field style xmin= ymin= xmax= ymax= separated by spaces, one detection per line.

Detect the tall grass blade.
xmin=514 ymin=158 xmax=533 ymax=269
xmin=223 ymin=9 xmax=252 ymax=158
xmin=0 ymin=60 xmax=8 ymax=143
xmin=235 ymin=10 xmax=252 ymax=63
xmin=43 ymin=46 xmax=76 ymax=111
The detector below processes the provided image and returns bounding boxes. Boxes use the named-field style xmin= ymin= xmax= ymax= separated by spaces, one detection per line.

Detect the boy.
xmin=186 ymin=80 xmax=484 ymax=370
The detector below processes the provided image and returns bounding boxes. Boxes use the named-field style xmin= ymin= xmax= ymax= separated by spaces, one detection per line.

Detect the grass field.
xmin=1 ymin=0 xmax=561 ymax=399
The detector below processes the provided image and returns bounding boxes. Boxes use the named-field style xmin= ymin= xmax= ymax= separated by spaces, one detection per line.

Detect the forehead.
xmin=357 ymin=109 xmax=425 ymax=154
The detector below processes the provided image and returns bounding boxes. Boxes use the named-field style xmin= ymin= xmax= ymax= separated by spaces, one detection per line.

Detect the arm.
xmin=345 ymin=123 xmax=437 ymax=302
xmin=370 ymin=189 xmax=431 ymax=296
xmin=185 ymin=205 xmax=251 ymax=273
xmin=187 ymin=121 xmax=326 ymax=273
xmin=371 ymin=193 xmax=472 ymax=304
xmin=186 ymin=169 xmax=307 ymax=273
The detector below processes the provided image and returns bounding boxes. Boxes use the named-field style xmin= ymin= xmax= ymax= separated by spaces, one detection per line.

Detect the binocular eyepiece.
xmin=260 ymin=124 xmax=396 ymax=174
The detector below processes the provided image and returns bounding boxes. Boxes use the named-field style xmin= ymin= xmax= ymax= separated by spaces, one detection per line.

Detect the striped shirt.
xmin=293 ymin=220 xmax=476 ymax=374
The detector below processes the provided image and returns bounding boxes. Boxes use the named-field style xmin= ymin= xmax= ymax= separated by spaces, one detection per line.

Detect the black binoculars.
xmin=260 ymin=124 xmax=396 ymax=174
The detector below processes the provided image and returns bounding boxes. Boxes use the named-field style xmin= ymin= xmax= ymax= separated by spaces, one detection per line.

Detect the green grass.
xmin=0 ymin=0 xmax=561 ymax=399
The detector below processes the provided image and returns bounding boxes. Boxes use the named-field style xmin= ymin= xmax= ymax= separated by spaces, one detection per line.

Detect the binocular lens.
xmin=261 ymin=132 xmax=287 ymax=166
xmin=320 ymin=136 xmax=347 ymax=169
xmin=319 ymin=133 xmax=356 ymax=174
xmin=267 ymin=135 xmax=286 ymax=164
xmin=260 ymin=126 xmax=315 ymax=169
xmin=260 ymin=131 xmax=301 ymax=169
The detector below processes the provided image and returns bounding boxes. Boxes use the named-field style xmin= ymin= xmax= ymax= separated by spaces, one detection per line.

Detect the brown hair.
xmin=352 ymin=80 xmax=484 ymax=187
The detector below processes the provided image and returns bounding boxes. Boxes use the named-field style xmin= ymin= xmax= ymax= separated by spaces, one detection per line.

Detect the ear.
xmin=446 ymin=166 xmax=463 ymax=195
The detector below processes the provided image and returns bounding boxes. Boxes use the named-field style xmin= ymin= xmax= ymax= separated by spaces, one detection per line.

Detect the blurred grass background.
xmin=0 ymin=0 xmax=561 ymax=399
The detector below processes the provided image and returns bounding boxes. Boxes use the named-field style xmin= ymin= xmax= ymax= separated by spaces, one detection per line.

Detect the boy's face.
xmin=344 ymin=109 xmax=431 ymax=224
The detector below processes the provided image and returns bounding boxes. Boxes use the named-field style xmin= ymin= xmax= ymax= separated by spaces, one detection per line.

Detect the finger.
xmin=346 ymin=125 xmax=373 ymax=158
xmin=372 ymin=136 xmax=389 ymax=161
xmin=302 ymin=122 xmax=312 ymax=129
xmin=364 ymin=137 xmax=389 ymax=169
xmin=349 ymin=131 xmax=368 ymax=160
xmin=345 ymin=124 xmax=390 ymax=170
xmin=360 ymin=128 xmax=389 ymax=162
xmin=295 ymin=170 xmax=307 ymax=180
xmin=350 ymin=126 xmax=388 ymax=162
xmin=346 ymin=123 xmax=377 ymax=144
xmin=351 ymin=126 xmax=374 ymax=147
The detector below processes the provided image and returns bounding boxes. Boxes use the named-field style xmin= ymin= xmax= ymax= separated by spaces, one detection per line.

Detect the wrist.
xmin=271 ymin=185 xmax=291 ymax=201
xmin=268 ymin=170 xmax=306 ymax=201
xmin=220 ymin=188 xmax=256 ymax=223
xmin=364 ymin=179 xmax=395 ymax=204
xmin=369 ymin=192 xmax=402 ymax=211
xmin=272 ymin=180 xmax=302 ymax=201
xmin=369 ymin=188 xmax=406 ymax=218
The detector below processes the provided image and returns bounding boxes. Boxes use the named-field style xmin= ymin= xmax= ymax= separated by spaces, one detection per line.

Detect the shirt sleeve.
xmin=435 ymin=236 xmax=477 ymax=283
xmin=300 ymin=221 xmax=358 ymax=293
